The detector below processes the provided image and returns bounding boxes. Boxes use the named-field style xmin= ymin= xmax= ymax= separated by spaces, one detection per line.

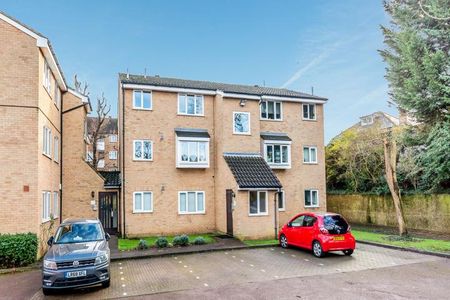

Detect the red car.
xmin=278 ymin=212 xmax=355 ymax=257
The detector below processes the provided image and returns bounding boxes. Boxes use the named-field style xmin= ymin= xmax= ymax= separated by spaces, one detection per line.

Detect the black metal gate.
xmin=99 ymin=192 xmax=118 ymax=234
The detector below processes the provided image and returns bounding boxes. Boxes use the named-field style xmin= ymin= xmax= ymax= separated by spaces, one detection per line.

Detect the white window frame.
xmin=109 ymin=151 xmax=118 ymax=160
xmin=278 ymin=190 xmax=285 ymax=211
xmin=96 ymin=139 xmax=105 ymax=151
xmin=248 ymin=191 xmax=269 ymax=216
xmin=42 ymin=191 xmax=51 ymax=222
xmin=53 ymin=136 xmax=59 ymax=162
xmin=303 ymin=146 xmax=318 ymax=164
xmin=110 ymin=134 xmax=118 ymax=143
xmin=263 ymin=140 xmax=291 ymax=169
xmin=86 ymin=150 xmax=93 ymax=162
xmin=133 ymin=90 xmax=152 ymax=110
xmin=361 ymin=116 xmax=374 ymax=126
xmin=302 ymin=103 xmax=316 ymax=120
xmin=178 ymin=191 xmax=205 ymax=214
xmin=233 ymin=112 xmax=251 ymax=135
xmin=133 ymin=140 xmax=153 ymax=161
xmin=304 ymin=189 xmax=319 ymax=208
xmin=133 ymin=191 xmax=153 ymax=213
xmin=97 ymin=159 xmax=105 ymax=168
xmin=43 ymin=60 xmax=51 ymax=94
xmin=176 ymin=137 xmax=210 ymax=168
xmin=43 ymin=126 xmax=52 ymax=157
xmin=260 ymin=100 xmax=283 ymax=121
xmin=177 ymin=94 xmax=204 ymax=116
xmin=52 ymin=192 xmax=59 ymax=218
xmin=54 ymin=87 xmax=60 ymax=109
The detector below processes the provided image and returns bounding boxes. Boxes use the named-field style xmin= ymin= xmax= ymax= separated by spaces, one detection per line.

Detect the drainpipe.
xmin=59 ymin=95 xmax=63 ymax=224
xmin=121 ymin=85 xmax=126 ymax=238
xmin=274 ymin=188 xmax=282 ymax=240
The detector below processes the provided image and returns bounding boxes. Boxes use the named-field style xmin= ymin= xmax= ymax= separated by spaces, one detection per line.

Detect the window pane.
xmin=268 ymin=101 xmax=274 ymax=119
xmin=143 ymin=141 xmax=152 ymax=160
xmin=282 ymin=146 xmax=288 ymax=163
xmin=303 ymin=104 xmax=309 ymax=119
xmin=261 ymin=102 xmax=267 ymax=118
xmin=134 ymin=141 xmax=142 ymax=159
xmin=303 ymin=147 xmax=310 ymax=162
xmin=178 ymin=94 xmax=186 ymax=113
xmin=180 ymin=141 xmax=189 ymax=161
xmin=53 ymin=192 xmax=58 ymax=217
xmin=249 ymin=191 xmax=258 ymax=214
xmin=278 ymin=192 xmax=284 ymax=209
xmin=134 ymin=193 xmax=142 ymax=211
xmin=187 ymin=95 xmax=195 ymax=114
xmin=188 ymin=142 xmax=198 ymax=162
xmin=134 ymin=91 xmax=142 ymax=108
xmin=143 ymin=193 xmax=152 ymax=211
xmin=259 ymin=192 xmax=266 ymax=213
xmin=143 ymin=92 xmax=151 ymax=109
xmin=266 ymin=145 xmax=273 ymax=163
xmin=275 ymin=102 xmax=281 ymax=119
xmin=234 ymin=113 xmax=249 ymax=133
xmin=198 ymin=142 xmax=207 ymax=162
xmin=312 ymin=191 xmax=318 ymax=206
xmin=274 ymin=145 xmax=281 ymax=163
xmin=309 ymin=104 xmax=316 ymax=119
xmin=305 ymin=191 xmax=311 ymax=206
xmin=197 ymin=192 xmax=204 ymax=211
xmin=188 ymin=192 xmax=196 ymax=212
xmin=311 ymin=148 xmax=317 ymax=162
xmin=179 ymin=193 xmax=187 ymax=212
xmin=195 ymin=96 xmax=203 ymax=115
xmin=292 ymin=215 xmax=304 ymax=227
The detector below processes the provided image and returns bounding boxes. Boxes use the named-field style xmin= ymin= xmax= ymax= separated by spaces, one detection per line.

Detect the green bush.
xmin=192 ymin=237 xmax=206 ymax=245
xmin=173 ymin=235 xmax=189 ymax=246
xmin=136 ymin=239 xmax=149 ymax=250
xmin=0 ymin=233 xmax=38 ymax=268
xmin=155 ymin=237 xmax=169 ymax=248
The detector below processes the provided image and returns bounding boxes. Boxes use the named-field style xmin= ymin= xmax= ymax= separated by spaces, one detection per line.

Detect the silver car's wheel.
xmin=312 ymin=241 xmax=324 ymax=258
xmin=280 ymin=234 xmax=288 ymax=248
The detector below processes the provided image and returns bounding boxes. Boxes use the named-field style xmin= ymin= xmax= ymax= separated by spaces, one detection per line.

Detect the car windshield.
xmin=54 ymin=223 xmax=104 ymax=244
xmin=323 ymin=215 xmax=349 ymax=234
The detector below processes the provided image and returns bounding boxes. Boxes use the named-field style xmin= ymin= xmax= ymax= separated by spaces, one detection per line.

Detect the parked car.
xmin=278 ymin=212 xmax=355 ymax=258
xmin=42 ymin=219 xmax=111 ymax=295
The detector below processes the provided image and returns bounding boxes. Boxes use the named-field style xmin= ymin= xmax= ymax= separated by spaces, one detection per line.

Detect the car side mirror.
xmin=105 ymin=233 xmax=111 ymax=241
xmin=287 ymin=222 xmax=292 ymax=227
xmin=47 ymin=236 xmax=54 ymax=246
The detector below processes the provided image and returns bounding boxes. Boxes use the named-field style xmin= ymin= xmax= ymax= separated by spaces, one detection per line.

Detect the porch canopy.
xmin=260 ymin=131 xmax=292 ymax=141
xmin=223 ymin=152 xmax=282 ymax=190
xmin=175 ymin=127 xmax=210 ymax=138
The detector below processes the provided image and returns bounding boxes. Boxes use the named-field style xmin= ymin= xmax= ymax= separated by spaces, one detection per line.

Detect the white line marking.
xmin=250 ymin=264 xmax=254 ymax=267
xmin=261 ymin=269 xmax=266 ymax=272
xmin=319 ymin=263 xmax=324 ymax=266
xmin=119 ymin=267 xmax=123 ymax=270
xmin=121 ymin=277 xmax=124 ymax=281
xmin=122 ymin=284 xmax=126 ymax=288
xmin=204 ymin=283 xmax=209 ymax=287
xmin=120 ymin=271 xmax=123 ymax=275
xmin=189 ymin=270 xmax=193 ymax=273
xmin=304 ymin=259 xmax=309 ymax=262
xmin=196 ymin=276 xmax=200 ymax=279
xmin=274 ymin=275 xmax=279 ymax=278
xmin=240 ymin=259 xmax=244 ymax=262
xmin=291 ymin=254 xmax=296 ymax=257
xmin=232 ymin=256 xmax=236 ymax=258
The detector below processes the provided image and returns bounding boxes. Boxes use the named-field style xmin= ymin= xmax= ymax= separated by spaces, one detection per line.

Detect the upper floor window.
xmin=43 ymin=60 xmax=51 ymax=94
xmin=302 ymin=104 xmax=316 ymax=120
xmin=97 ymin=159 xmax=105 ymax=168
xmin=97 ymin=139 xmax=105 ymax=151
xmin=179 ymin=191 xmax=205 ymax=214
xmin=177 ymin=139 xmax=209 ymax=168
xmin=43 ymin=126 xmax=52 ymax=157
xmin=178 ymin=94 xmax=204 ymax=116
xmin=278 ymin=190 xmax=285 ymax=211
xmin=133 ymin=90 xmax=152 ymax=110
xmin=54 ymin=136 xmax=59 ymax=162
xmin=260 ymin=100 xmax=282 ymax=120
xmin=303 ymin=146 xmax=317 ymax=164
xmin=304 ymin=189 xmax=319 ymax=207
xmin=86 ymin=150 xmax=93 ymax=162
xmin=360 ymin=116 xmax=374 ymax=126
xmin=110 ymin=134 xmax=118 ymax=143
xmin=54 ymin=88 xmax=60 ymax=109
xmin=233 ymin=112 xmax=250 ymax=135
xmin=264 ymin=142 xmax=291 ymax=168
xmin=109 ymin=151 xmax=117 ymax=160
xmin=133 ymin=140 xmax=153 ymax=161
xmin=249 ymin=191 xmax=268 ymax=216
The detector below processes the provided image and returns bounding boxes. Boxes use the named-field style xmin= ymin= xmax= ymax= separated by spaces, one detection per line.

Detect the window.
xmin=177 ymin=139 xmax=209 ymax=168
xmin=42 ymin=191 xmax=51 ymax=222
xmin=249 ymin=191 xmax=268 ymax=216
xmin=290 ymin=215 xmax=305 ymax=227
xmin=133 ymin=140 xmax=153 ymax=161
xmin=290 ymin=215 xmax=316 ymax=227
xmin=97 ymin=139 xmax=105 ymax=151
xmin=360 ymin=116 xmax=374 ymax=126
xmin=302 ymin=104 xmax=316 ymax=120
xmin=54 ymin=87 xmax=60 ymax=108
xmin=53 ymin=136 xmax=59 ymax=162
xmin=304 ymin=189 xmax=319 ymax=207
xmin=52 ymin=192 xmax=59 ymax=218
xmin=97 ymin=159 xmax=105 ymax=168
xmin=110 ymin=134 xmax=118 ymax=143
xmin=43 ymin=126 xmax=52 ymax=157
xmin=133 ymin=192 xmax=153 ymax=213
xmin=179 ymin=191 xmax=205 ymax=214
xmin=86 ymin=150 xmax=93 ymax=162
xmin=278 ymin=190 xmax=285 ymax=211
xmin=43 ymin=60 xmax=51 ymax=93
xmin=260 ymin=100 xmax=282 ymax=120
xmin=109 ymin=151 xmax=117 ymax=160
xmin=264 ymin=143 xmax=291 ymax=168
xmin=133 ymin=90 xmax=152 ymax=110
xmin=233 ymin=112 xmax=250 ymax=135
xmin=303 ymin=146 xmax=318 ymax=164
xmin=178 ymin=94 xmax=204 ymax=116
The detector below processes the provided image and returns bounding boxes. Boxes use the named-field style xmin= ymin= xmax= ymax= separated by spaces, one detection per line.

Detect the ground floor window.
xmin=42 ymin=191 xmax=51 ymax=222
xmin=249 ymin=191 xmax=268 ymax=216
xmin=179 ymin=191 xmax=205 ymax=214
xmin=278 ymin=190 xmax=285 ymax=211
xmin=304 ymin=189 xmax=319 ymax=207
xmin=133 ymin=191 xmax=153 ymax=213
xmin=53 ymin=192 xmax=59 ymax=218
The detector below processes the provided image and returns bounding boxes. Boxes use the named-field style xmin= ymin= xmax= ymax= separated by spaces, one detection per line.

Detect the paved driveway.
xmin=1 ymin=244 xmax=447 ymax=299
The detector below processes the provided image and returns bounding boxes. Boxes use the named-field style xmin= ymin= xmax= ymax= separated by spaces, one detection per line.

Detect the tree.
xmin=90 ymin=93 xmax=111 ymax=168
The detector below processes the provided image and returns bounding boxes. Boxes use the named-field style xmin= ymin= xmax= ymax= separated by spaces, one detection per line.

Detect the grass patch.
xmin=118 ymin=234 xmax=215 ymax=251
xmin=352 ymin=230 xmax=450 ymax=253
xmin=243 ymin=239 xmax=278 ymax=246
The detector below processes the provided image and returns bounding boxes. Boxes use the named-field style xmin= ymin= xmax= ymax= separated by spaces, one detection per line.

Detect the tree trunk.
xmin=383 ymin=136 xmax=408 ymax=236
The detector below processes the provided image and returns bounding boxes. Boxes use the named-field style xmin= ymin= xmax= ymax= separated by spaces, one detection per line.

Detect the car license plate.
xmin=66 ymin=270 xmax=87 ymax=278
xmin=333 ymin=236 xmax=345 ymax=241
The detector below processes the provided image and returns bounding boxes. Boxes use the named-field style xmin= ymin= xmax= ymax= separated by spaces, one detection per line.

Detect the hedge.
xmin=0 ymin=233 xmax=38 ymax=268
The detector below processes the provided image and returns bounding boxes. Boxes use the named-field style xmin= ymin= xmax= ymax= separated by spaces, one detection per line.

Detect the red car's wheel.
xmin=279 ymin=234 xmax=288 ymax=248
xmin=343 ymin=249 xmax=354 ymax=256
xmin=312 ymin=240 xmax=325 ymax=258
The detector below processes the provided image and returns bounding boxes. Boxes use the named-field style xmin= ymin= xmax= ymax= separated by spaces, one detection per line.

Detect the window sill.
xmin=177 ymin=113 xmax=205 ymax=117
xmin=132 ymin=107 xmax=153 ymax=111
xmin=178 ymin=212 xmax=206 ymax=215
xmin=278 ymin=209 xmax=286 ymax=212
xmin=269 ymin=164 xmax=291 ymax=169
xmin=133 ymin=159 xmax=153 ymax=162
xmin=260 ymin=118 xmax=283 ymax=122
xmin=303 ymin=162 xmax=318 ymax=165
xmin=42 ymin=153 xmax=52 ymax=160
xmin=304 ymin=205 xmax=320 ymax=208
xmin=302 ymin=118 xmax=317 ymax=122
xmin=233 ymin=132 xmax=251 ymax=136
xmin=248 ymin=213 xmax=269 ymax=217
xmin=132 ymin=211 xmax=153 ymax=214
xmin=177 ymin=164 xmax=209 ymax=169
xmin=43 ymin=85 xmax=52 ymax=99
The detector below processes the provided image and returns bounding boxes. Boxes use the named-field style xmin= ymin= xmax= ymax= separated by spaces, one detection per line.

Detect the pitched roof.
xmin=99 ymin=171 xmax=121 ymax=188
xmin=119 ymin=74 xmax=327 ymax=101
xmin=260 ymin=132 xmax=292 ymax=141
xmin=175 ymin=128 xmax=210 ymax=138
xmin=87 ymin=117 xmax=118 ymax=135
xmin=223 ymin=153 xmax=282 ymax=189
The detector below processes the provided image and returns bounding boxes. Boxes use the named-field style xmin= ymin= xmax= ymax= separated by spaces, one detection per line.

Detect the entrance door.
xmin=226 ymin=189 xmax=234 ymax=236
xmin=99 ymin=192 xmax=118 ymax=234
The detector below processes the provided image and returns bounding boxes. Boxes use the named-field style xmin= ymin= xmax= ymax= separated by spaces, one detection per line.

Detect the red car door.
xmin=299 ymin=215 xmax=317 ymax=249
xmin=286 ymin=215 xmax=305 ymax=246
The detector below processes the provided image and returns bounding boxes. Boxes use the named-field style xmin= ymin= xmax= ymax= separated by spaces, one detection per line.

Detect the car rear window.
xmin=323 ymin=215 xmax=349 ymax=234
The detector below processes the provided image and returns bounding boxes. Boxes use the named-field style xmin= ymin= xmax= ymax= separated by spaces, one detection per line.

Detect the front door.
xmin=226 ymin=189 xmax=233 ymax=236
xmin=99 ymin=192 xmax=118 ymax=234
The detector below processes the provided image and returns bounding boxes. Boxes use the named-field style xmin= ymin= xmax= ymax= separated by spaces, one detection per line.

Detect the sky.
xmin=2 ymin=0 xmax=397 ymax=142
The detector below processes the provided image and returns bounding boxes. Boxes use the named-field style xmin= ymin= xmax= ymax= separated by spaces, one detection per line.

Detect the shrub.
xmin=155 ymin=237 xmax=169 ymax=248
xmin=136 ymin=239 xmax=149 ymax=250
xmin=0 ymin=233 xmax=38 ymax=268
xmin=192 ymin=237 xmax=206 ymax=245
xmin=173 ymin=235 xmax=189 ymax=247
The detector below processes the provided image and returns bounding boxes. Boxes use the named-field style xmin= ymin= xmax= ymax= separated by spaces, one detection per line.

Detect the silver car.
xmin=42 ymin=219 xmax=111 ymax=295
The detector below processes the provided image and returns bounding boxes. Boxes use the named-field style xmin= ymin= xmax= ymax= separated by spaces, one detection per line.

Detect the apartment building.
xmin=119 ymin=74 xmax=327 ymax=239
xmin=86 ymin=117 xmax=119 ymax=171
